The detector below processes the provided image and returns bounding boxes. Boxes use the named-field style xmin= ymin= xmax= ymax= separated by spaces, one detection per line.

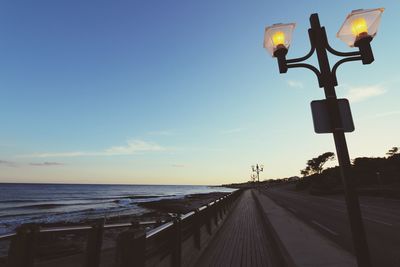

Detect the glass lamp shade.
xmin=264 ymin=23 xmax=296 ymax=56
xmin=337 ymin=8 xmax=384 ymax=47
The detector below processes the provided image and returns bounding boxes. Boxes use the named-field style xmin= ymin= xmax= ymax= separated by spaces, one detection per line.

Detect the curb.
xmin=252 ymin=190 xmax=296 ymax=267
xmin=252 ymin=189 xmax=357 ymax=267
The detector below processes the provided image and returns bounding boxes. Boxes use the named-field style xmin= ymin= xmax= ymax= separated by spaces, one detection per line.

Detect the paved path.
xmin=255 ymin=189 xmax=356 ymax=267
xmin=263 ymin=186 xmax=399 ymax=267
xmin=195 ymin=190 xmax=279 ymax=267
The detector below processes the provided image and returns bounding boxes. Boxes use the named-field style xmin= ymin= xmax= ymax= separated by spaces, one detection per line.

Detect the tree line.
xmin=260 ymin=147 xmax=400 ymax=197
xmin=295 ymin=146 xmax=400 ymax=195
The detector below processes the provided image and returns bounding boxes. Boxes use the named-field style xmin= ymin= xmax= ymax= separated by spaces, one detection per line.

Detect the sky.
xmin=0 ymin=0 xmax=399 ymax=185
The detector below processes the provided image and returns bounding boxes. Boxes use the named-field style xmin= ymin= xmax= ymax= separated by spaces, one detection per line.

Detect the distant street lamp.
xmin=250 ymin=173 xmax=258 ymax=183
xmin=264 ymin=8 xmax=384 ymax=267
xmin=251 ymin=164 xmax=264 ymax=182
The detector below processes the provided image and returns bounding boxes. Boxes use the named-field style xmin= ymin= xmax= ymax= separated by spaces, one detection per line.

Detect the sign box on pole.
xmin=311 ymin=99 xmax=355 ymax=134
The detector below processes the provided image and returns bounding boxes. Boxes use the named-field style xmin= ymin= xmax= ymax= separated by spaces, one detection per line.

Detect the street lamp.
xmin=250 ymin=173 xmax=258 ymax=183
xmin=264 ymin=8 xmax=384 ymax=267
xmin=251 ymin=164 xmax=264 ymax=183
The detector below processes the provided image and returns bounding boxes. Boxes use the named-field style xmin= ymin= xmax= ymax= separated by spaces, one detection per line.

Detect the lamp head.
xmin=351 ymin=17 xmax=369 ymax=40
xmin=337 ymin=8 xmax=384 ymax=47
xmin=264 ymin=23 xmax=296 ymax=57
xmin=264 ymin=23 xmax=294 ymax=73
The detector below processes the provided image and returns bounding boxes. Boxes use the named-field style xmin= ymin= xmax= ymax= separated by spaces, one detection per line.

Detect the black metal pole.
xmin=309 ymin=14 xmax=371 ymax=267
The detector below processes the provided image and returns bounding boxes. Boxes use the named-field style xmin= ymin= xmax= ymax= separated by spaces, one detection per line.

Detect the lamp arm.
xmin=326 ymin=43 xmax=361 ymax=57
xmin=286 ymin=63 xmax=322 ymax=86
xmin=332 ymin=56 xmax=363 ymax=85
xmin=322 ymin=28 xmax=361 ymax=57
xmin=286 ymin=47 xmax=315 ymax=63
xmin=286 ymin=29 xmax=316 ymax=64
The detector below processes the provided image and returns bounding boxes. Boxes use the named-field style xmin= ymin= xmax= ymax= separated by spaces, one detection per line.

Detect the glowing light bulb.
xmin=351 ymin=17 xmax=368 ymax=37
xmin=272 ymin=31 xmax=285 ymax=47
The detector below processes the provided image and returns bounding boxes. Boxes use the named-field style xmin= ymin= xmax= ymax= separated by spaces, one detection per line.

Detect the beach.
xmin=0 ymin=183 xmax=234 ymax=235
xmin=0 ymin=183 xmax=234 ymax=264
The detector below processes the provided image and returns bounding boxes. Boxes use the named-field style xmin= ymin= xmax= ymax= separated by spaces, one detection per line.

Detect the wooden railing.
xmin=0 ymin=189 xmax=242 ymax=267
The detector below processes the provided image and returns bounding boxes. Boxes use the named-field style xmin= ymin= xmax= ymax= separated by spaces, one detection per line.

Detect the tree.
xmin=300 ymin=166 xmax=311 ymax=177
xmin=304 ymin=152 xmax=335 ymax=175
xmin=386 ymin=147 xmax=399 ymax=158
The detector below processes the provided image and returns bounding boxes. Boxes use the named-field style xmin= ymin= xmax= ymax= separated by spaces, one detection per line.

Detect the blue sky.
xmin=0 ymin=0 xmax=399 ymax=185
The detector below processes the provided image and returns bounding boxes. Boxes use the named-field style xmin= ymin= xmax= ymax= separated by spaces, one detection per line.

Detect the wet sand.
xmin=138 ymin=192 xmax=229 ymax=213
xmin=0 ymin=191 xmax=230 ymax=265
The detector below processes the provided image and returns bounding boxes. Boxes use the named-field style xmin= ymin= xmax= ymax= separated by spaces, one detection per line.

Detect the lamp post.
xmin=264 ymin=8 xmax=384 ymax=267
xmin=251 ymin=164 xmax=264 ymax=183
xmin=250 ymin=173 xmax=257 ymax=183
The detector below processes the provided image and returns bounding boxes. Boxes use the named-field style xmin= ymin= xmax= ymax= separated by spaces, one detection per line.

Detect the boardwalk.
xmin=195 ymin=190 xmax=281 ymax=267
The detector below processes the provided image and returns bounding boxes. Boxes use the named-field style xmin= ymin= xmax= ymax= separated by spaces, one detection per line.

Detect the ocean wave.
xmin=126 ymin=194 xmax=174 ymax=199
xmin=0 ymin=204 xmax=147 ymax=235
xmin=0 ymin=200 xmax=111 ymax=211
xmin=7 ymin=203 xmax=68 ymax=210
xmin=0 ymin=184 xmax=235 ymax=235
xmin=0 ymin=199 xmax=50 ymax=203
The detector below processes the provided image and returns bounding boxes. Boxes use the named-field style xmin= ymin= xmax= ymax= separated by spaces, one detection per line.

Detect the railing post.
xmin=115 ymin=228 xmax=146 ymax=267
xmin=206 ymin=204 xmax=212 ymax=235
xmin=224 ymin=198 xmax=228 ymax=213
xmin=7 ymin=224 xmax=39 ymax=267
xmin=222 ymin=199 xmax=227 ymax=215
xmin=219 ymin=200 xmax=224 ymax=220
xmin=221 ymin=198 xmax=225 ymax=219
xmin=214 ymin=202 xmax=218 ymax=226
xmin=84 ymin=220 xmax=104 ymax=267
xmin=172 ymin=217 xmax=182 ymax=267
xmin=193 ymin=209 xmax=201 ymax=249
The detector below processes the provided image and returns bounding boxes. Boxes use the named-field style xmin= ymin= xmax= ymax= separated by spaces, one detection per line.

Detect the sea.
xmin=0 ymin=183 xmax=235 ymax=235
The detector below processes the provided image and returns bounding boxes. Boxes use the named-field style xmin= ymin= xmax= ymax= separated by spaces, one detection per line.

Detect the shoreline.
xmin=0 ymin=191 xmax=232 ymax=262
xmin=2 ymin=191 xmax=231 ymax=232
xmin=138 ymin=191 xmax=229 ymax=214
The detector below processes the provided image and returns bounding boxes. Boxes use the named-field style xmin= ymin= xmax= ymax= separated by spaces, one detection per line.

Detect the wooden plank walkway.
xmin=195 ymin=189 xmax=279 ymax=267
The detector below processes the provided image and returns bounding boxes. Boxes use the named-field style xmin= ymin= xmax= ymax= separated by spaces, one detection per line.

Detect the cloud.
xmin=148 ymin=130 xmax=176 ymax=136
xmin=27 ymin=152 xmax=87 ymax=158
xmin=21 ymin=139 xmax=166 ymax=158
xmin=287 ymin=80 xmax=304 ymax=89
xmin=221 ymin=128 xmax=243 ymax=135
xmin=367 ymin=110 xmax=400 ymax=119
xmin=171 ymin=164 xmax=185 ymax=168
xmin=30 ymin=162 xmax=64 ymax=166
xmin=0 ymin=144 xmax=13 ymax=147
xmin=344 ymin=84 xmax=386 ymax=103
xmin=104 ymin=140 xmax=165 ymax=155
xmin=0 ymin=160 xmax=16 ymax=167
